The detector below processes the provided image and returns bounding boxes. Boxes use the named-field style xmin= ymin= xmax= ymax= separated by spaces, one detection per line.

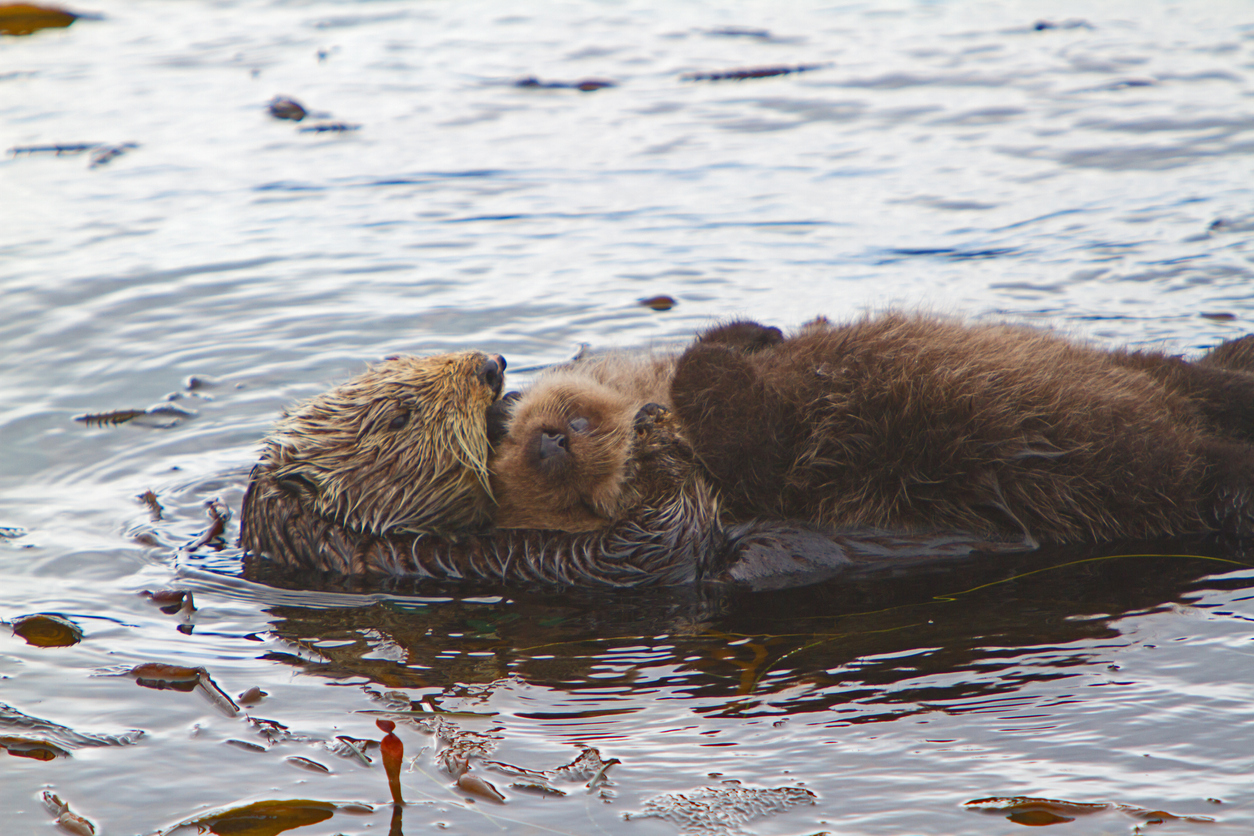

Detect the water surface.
xmin=3 ymin=1 xmax=1254 ymax=834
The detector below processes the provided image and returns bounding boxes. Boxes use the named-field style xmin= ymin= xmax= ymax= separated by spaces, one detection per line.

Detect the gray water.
xmin=3 ymin=1 xmax=1254 ymax=834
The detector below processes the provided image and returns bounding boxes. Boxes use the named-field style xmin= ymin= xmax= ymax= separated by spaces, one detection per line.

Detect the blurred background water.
xmin=3 ymin=1 xmax=1254 ymax=834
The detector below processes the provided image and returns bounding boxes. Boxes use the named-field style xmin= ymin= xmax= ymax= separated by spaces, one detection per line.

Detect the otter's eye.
xmin=568 ymin=417 xmax=590 ymax=434
xmin=388 ymin=411 xmax=410 ymax=431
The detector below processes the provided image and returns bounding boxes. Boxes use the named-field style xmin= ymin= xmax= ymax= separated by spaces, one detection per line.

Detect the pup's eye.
xmin=388 ymin=411 xmax=410 ymax=430
xmin=568 ymin=417 xmax=591 ymax=433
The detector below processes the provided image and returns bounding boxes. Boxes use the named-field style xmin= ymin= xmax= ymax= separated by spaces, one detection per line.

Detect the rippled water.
xmin=3 ymin=1 xmax=1254 ymax=834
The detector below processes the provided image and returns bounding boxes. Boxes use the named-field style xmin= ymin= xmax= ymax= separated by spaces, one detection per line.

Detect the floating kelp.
xmin=74 ymin=408 xmax=146 ymax=427
xmin=285 ymin=755 xmax=331 ymax=773
xmin=0 ymin=4 xmax=80 ymax=36
xmin=11 ymin=613 xmax=83 ymax=647
xmin=639 ymin=294 xmax=676 ymax=311
xmin=41 ymin=792 xmax=95 ymax=835
xmin=706 ymin=26 xmax=772 ymax=38
xmin=510 ymin=782 xmax=566 ymax=797
xmin=7 ymin=141 xmax=136 ymax=166
xmin=965 ymin=796 xmax=1216 ymax=826
xmin=225 ymin=738 xmax=267 ymax=753
xmin=140 ymin=588 xmax=194 ymax=615
xmin=159 ymin=799 xmax=341 ymax=836
xmin=88 ymin=142 xmax=135 ymax=167
xmin=328 ymin=735 xmax=374 ymax=765
xmin=469 ymin=746 xmax=619 ymax=798
xmin=238 ymin=686 xmax=267 ymax=705
xmin=247 ymin=716 xmax=315 ymax=746
xmin=682 ymin=64 xmax=825 ymax=82
xmin=1031 ymin=18 xmax=1093 ymax=31
xmin=8 ymin=142 xmax=97 ymax=156
xmin=267 ymin=96 xmax=307 ymax=121
xmin=187 ymin=499 xmax=230 ymax=551
xmin=628 ymin=784 xmax=817 ymax=831
xmin=137 ymin=490 xmax=164 ymax=521
xmin=0 ymin=735 xmax=70 ymax=759
xmin=129 ymin=663 xmax=239 ymax=715
xmin=74 ymin=401 xmax=196 ymax=429
xmin=457 ymin=771 xmax=506 ymax=803
xmin=298 ymin=122 xmax=360 ymax=133
xmin=514 ymin=76 xmax=615 ymax=92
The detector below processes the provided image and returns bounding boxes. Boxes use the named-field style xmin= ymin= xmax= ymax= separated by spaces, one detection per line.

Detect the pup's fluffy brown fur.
xmin=673 ymin=314 xmax=1254 ymax=541
xmin=490 ymin=352 xmax=675 ymax=531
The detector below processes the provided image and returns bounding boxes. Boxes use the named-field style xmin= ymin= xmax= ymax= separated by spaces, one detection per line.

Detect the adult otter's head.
xmin=490 ymin=372 xmax=648 ymax=532
xmin=257 ymin=351 xmax=506 ymax=535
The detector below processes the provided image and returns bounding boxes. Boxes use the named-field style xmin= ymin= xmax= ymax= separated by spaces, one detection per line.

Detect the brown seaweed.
xmin=682 ymin=64 xmax=825 ymax=82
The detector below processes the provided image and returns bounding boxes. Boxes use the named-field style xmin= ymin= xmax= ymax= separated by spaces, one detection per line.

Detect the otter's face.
xmin=262 ymin=351 xmax=505 ymax=535
xmin=490 ymin=380 xmax=638 ymax=532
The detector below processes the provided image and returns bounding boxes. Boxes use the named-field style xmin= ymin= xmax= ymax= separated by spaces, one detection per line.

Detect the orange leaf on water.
xmin=12 ymin=613 xmax=83 ymax=647
xmin=0 ymin=3 xmax=78 ymax=36
xmin=166 ymin=800 xmax=337 ymax=836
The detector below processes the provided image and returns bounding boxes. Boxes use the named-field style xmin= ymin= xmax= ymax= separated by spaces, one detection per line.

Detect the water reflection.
xmin=254 ymin=540 xmax=1254 ymax=721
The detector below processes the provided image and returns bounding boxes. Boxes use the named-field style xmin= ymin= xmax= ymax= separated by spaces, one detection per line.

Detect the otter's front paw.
xmin=633 ymin=402 xmax=670 ymax=432
xmin=698 ymin=320 xmax=784 ymax=354
xmin=631 ymin=403 xmax=687 ymax=456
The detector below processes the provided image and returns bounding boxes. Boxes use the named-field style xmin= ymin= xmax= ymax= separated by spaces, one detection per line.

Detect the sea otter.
xmin=240 ymin=347 xmax=1014 ymax=587
xmin=239 ymin=351 xmax=509 ymax=572
xmin=490 ymin=315 xmax=1254 ymax=542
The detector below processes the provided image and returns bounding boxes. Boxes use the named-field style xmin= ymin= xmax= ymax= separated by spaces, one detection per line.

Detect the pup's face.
xmin=489 ymin=379 xmax=638 ymax=532
xmin=262 ymin=351 xmax=505 ymax=534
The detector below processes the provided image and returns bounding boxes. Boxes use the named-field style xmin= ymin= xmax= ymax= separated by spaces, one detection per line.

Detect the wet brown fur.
xmin=673 ymin=314 xmax=1254 ymax=541
xmin=240 ymin=352 xmax=503 ymax=571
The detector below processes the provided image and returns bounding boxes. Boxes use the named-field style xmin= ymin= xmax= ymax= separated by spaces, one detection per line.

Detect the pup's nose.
xmin=538 ymin=430 xmax=569 ymax=460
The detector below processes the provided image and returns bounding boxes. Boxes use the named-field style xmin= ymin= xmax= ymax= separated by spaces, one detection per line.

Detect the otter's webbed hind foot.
xmin=720 ymin=521 xmax=1038 ymax=592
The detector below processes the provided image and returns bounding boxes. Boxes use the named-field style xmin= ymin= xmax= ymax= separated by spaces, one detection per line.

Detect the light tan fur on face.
xmin=260 ymin=352 xmax=499 ymax=535
xmin=490 ymin=351 xmax=675 ymax=532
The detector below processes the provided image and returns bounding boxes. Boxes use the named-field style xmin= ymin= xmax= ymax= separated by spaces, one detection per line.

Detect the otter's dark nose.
xmin=538 ymin=430 xmax=569 ymax=461
xmin=478 ymin=355 xmax=506 ymax=397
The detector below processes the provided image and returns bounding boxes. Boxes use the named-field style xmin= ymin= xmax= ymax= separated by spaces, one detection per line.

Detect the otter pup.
xmin=672 ymin=315 xmax=1254 ymax=541
xmin=489 ymin=351 xmax=676 ymax=531
xmin=240 ymin=351 xmax=508 ymax=573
